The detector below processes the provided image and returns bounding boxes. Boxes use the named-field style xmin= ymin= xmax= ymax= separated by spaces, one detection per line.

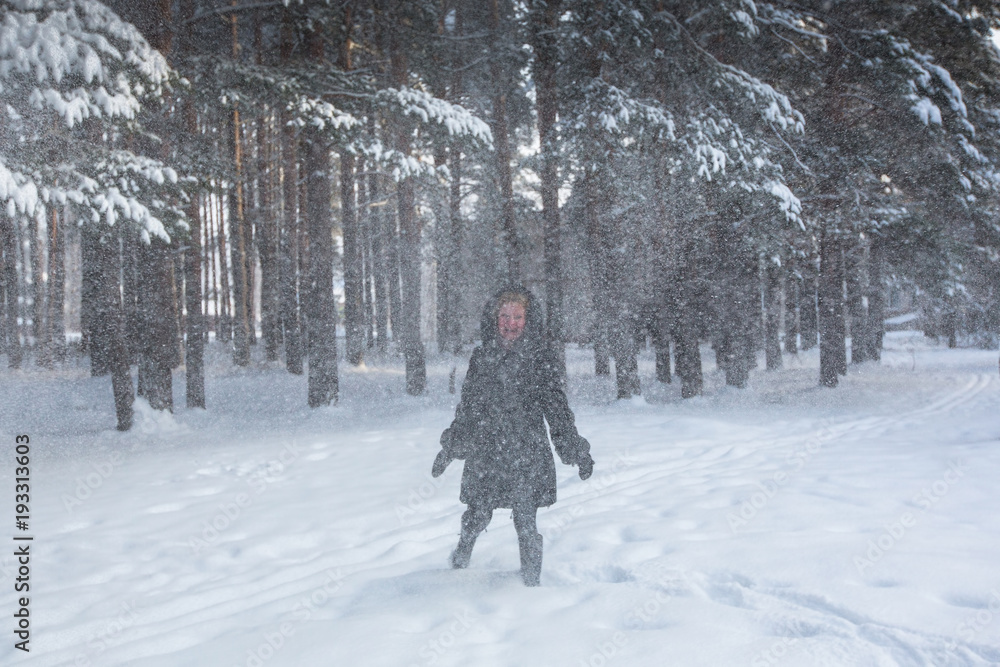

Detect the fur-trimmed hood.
xmin=478 ymin=284 xmax=546 ymax=347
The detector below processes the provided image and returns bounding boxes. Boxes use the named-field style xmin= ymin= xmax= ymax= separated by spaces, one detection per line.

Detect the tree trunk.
xmin=846 ymin=240 xmax=868 ymax=364
xmin=764 ymin=257 xmax=783 ymax=370
xmin=819 ymin=231 xmax=845 ymax=387
xmin=83 ymin=226 xmax=118 ymax=376
xmin=30 ymin=212 xmax=45 ymax=357
xmin=799 ymin=258 xmax=818 ymax=351
xmin=1 ymin=218 xmax=22 ymax=368
xmin=303 ymin=22 xmax=338 ymax=406
xmin=653 ymin=305 xmax=671 ymax=384
xmin=136 ymin=238 xmax=178 ymax=411
xmin=183 ymin=101 xmax=206 ymax=408
xmin=357 ymin=154 xmax=374 ymax=350
xmin=228 ymin=7 xmax=251 ymax=366
xmin=674 ymin=250 xmax=703 ymax=398
xmin=84 ymin=224 xmax=134 ymax=428
xmin=584 ymin=174 xmax=611 ymax=376
xmin=368 ymin=168 xmax=390 ymax=353
xmin=258 ymin=114 xmax=281 ymax=362
xmin=340 ymin=11 xmax=364 ymax=367
xmin=784 ymin=257 xmax=799 ymax=354
xmin=279 ymin=15 xmax=303 ymax=373
xmin=489 ymin=0 xmax=519 ymax=280
xmin=865 ymin=234 xmax=885 ymax=361
xmin=47 ymin=208 xmax=66 ymax=362
xmin=304 ymin=128 xmax=339 ymax=405
xmin=229 ymin=109 xmax=252 ymax=366
xmin=533 ymin=0 xmax=563 ymax=360
xmin=342 ymin=152 xmax=365 ymax=366
xmin=388 ymin=26 xmax=426 ymax=395
xmin=279 ymin=119 xmax=303 ymax=373
xmin=447 ymin=150 xmax=464 ymax=352
xmin=715 ymin=211 xmax=755 ymax=388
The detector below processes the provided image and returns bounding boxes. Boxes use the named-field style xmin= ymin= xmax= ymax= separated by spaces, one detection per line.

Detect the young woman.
xmin=431 ymin=285 xmax=594 ymax=586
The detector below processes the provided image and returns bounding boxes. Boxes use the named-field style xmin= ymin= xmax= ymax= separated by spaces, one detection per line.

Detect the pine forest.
xmin=2 ymin=0 xmax=1000 ymax=431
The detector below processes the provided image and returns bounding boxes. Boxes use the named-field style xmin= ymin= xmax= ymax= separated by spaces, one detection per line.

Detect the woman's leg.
xmin=512 ymin=502 xmax=543 ymax=586
xmin=452 ymin=504 xmax=492 ymax=568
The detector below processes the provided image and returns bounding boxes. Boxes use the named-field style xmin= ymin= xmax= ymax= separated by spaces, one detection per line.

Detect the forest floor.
xmin=1 ymin=330 xmax=998 ymax=666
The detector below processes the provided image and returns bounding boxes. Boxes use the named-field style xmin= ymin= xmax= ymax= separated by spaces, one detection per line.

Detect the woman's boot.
xmin=519 ymin=532 xmax=543 ymax=586
xmin=450 ymin=530 xmax=478 ymax=569
xmin=452 ymin=505 xmax=491 ymax=569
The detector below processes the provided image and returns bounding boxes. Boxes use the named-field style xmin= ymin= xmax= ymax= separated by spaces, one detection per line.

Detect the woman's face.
xmin=498 ymin=301 xmax=526 ymax=343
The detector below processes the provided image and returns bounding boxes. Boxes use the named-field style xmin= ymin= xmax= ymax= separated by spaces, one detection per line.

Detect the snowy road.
xmin=1 ymin=332 xmax=999 ymax=666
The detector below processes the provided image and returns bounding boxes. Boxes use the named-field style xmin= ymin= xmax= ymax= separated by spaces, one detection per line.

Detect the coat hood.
xmin=479 ymin=284 xmax=545 ymax=347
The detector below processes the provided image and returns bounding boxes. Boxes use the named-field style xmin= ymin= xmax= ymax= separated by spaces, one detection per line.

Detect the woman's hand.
xmin=432 ymin=449 xmax=454 ymax=477
xmin=578 ymin=452 xmax=595 ymax=480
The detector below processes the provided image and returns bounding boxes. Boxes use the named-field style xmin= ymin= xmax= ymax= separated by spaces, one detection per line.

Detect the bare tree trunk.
xmin=342 ymin=150 xmax=364 ymax=366
xmin=184 ymin=107 xmax=206 ymax=408
xmin=257 ymin=113 xmax=281 ymax=362
xmin=388 ymin=24 xmax=426 ymax=394
xmin=83 ymin=226 xmax=117 ymax=376
xmin=447 ymin=149 xmax=464 ymax=352
xmin=368 ymin=167 xmax=390 ymax=353
xmin=865 ymin=234 xmax=886 ymax=361
xmin=674 ymin=239 xmax=703 ymax=398
xmin=47 ymin=208 xmax=66 ymax=363
xmin=229 ymin=6 xmax=251 ymax=366
xmin=1 ymin=218 xmax=22 ymax=368
xmin=136 ymin=237 xmax=178 ymax=411
xmin=304 ymin=27 xmax=338 ymax=407
xmin=532 ymin=0 xmax=563 ymax=359
xmin=715 ymin=207 xmax=755 ymax=388
xmin=216 ymin=186 xmax=232 ymax=343
xmin=764 ymin=257 xmax=783 ymax=370
xmin=357 ymin=154 xmax=374 ymax=349
xmin=784 ymin=256 xmax=799 ymax=354
xmin=278 ymin=16 xmax=303 ymax=373
xmin=799 ymin=255 xmax=818 ymax=351
xmin=30 ymin=211 xmax=45 ymax=356
xmin=85 ymin=224 xmax=134 ymax=427
xmin=339 ymin=10 xmax=364 ymax=367
xmin=846 ymin=240 xmax=869 ymax=364
xmin=279 ymin=121 xmax=303 ymax=373
xmin=489 ymin=0 xmax=519 ymax=280
xmin=819 ymin=230 xmax=845 ymax=387
xmin=584 ymin=174 xmax=610 ymax=376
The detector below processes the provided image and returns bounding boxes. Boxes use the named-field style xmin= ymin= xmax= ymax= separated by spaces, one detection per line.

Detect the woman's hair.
xmin=496 ymin=291 xmax=529 ymax=313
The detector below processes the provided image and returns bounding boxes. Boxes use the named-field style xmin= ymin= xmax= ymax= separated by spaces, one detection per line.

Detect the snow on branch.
xmin=0 ymin=0 xmax=171 ymax=126
xmin=0 ymin=159 xmax=39 ymax=216
xmin=358 ymin=139 xmax=441 ymax=182
xmin=375 ymin=87 xmax=492 ymax=146
xmin=288 ymin=96 xmax=361 ymax=134
xmin=573 ymin=79 xmax=675 ymax=140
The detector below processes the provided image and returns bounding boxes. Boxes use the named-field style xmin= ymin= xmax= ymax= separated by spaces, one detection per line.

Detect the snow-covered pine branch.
xmin=0 ymin=0 xmax=182 ymax=242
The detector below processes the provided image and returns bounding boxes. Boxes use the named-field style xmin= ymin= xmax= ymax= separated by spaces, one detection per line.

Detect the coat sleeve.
xmin=538 ymin=347 xmax=591 ymax=466
xmin=439 ymin=348 xmax=485 ymax=459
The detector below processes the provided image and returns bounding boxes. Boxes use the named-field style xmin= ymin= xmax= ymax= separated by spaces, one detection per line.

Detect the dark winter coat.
xmin=440 ymin=286 xmax=590 ymax=509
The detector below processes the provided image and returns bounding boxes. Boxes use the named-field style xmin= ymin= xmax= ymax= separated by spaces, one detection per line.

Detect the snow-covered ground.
xmin=1 ymin=331 xmax=998 ymax=666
